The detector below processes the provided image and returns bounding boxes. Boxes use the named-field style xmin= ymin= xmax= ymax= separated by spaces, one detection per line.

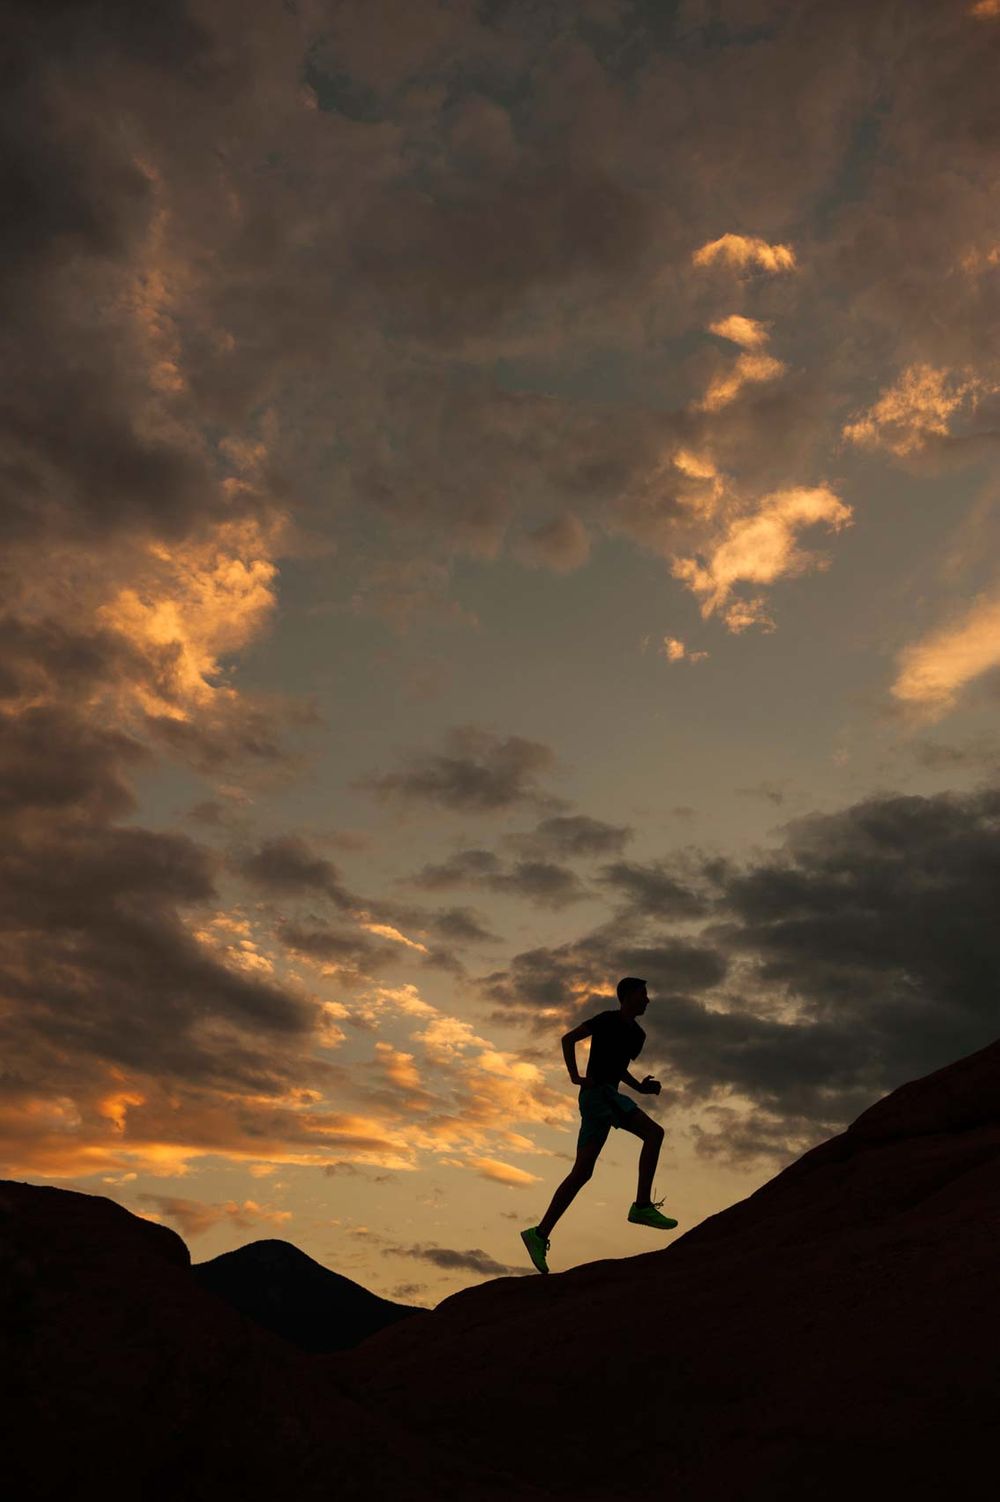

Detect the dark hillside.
xmin=333 ymin=1038 xmax=1000 ymax=1501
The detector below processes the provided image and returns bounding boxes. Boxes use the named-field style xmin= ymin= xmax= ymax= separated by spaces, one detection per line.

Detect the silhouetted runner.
xmin=521 ymin=977 xmax=677 ymax=1273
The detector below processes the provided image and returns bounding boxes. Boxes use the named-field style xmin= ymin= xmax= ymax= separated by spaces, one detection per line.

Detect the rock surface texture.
xmin=4 ymin=1038 xmax=1000 ymax=1500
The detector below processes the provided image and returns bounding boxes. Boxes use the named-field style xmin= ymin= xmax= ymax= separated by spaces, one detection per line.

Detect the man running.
xmin=521 ymin=976 xmax=677 ymax=1274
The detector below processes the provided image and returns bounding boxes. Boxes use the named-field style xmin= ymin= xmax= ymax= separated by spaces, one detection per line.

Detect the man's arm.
xmin=622 ymin=1069 xmax=661 ymax=1095
xmin=561 ymin=1021 xmax=594 ymax=1085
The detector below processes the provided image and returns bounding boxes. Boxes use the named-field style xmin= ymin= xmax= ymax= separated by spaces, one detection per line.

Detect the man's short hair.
xmin=617 ymin=976 xmax=646 ymax=1004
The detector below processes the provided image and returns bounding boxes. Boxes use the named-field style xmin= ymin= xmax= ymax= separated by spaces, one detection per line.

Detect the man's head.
xmin=616 ymin=976 xmax=648 ymax=1017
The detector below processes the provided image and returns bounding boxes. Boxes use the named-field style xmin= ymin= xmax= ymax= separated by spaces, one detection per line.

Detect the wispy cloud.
xmin=842 ymin=364 xmax=992 ymax=456
xmin=891 ymin=590 xmax=1000 ymax=716
xmin=135 ymin=1193 xmax=292 ymax=1239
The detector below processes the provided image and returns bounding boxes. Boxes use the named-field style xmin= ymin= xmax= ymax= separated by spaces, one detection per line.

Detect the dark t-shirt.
xmin=581 ymin=1009 xmax=645 ymax=1087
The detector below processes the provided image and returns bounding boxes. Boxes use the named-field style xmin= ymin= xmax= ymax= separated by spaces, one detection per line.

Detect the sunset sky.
xmin=4 ymin=0 xmax=1000 ymax=1307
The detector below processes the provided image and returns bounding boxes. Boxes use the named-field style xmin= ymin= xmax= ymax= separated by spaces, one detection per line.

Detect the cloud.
xmin=420 ymin=906 xmax=501 ymax=944
xmin=374 ymin=1041 xmax=423 ymax=1092
xmin=356 ymin=725 xmax=564 ymax=813
xmin=842 ymin=364 xmax=993 ymax=457
xmin=594 ymin=859 xmax=712 ymax=920
xmin=708 ymin=315 xmax=771 ymax=349
xmin=388 ymin=1281 xmax=428 ymax=1302
xmin=406 ymin=845 xmax=590 ymax=910
xmin=237 ymin=835 xmax=355 ymax=908
xmin=404 ymin=848 xmax=503 ymax=890
xmin=692 ymin=234 xmax=797 ymax=274
xmin=501 ymin=814 xmax=633 ymax=860
xmin=390 ymin=1242 xmax=529 ymax=1277
xmin=696 ymin=352 xmax=786 ymax=414
xmin=513 ymin=511 xmax=591 ymax=573
xmin=653 ymin=636 xmax=709 ymax=665
xmin=8 ymin=0 xmax=1000 ymax=1202
xmin=479 ymin=931 xmax=727 ymax=1023
xmin=476 ymin=782 xmax=1000 ymax=1165
xmin=671 ymin=486 xmax=852 ymax=628
xmin=134 ymin=1193 xmax=292 ymax=1239
xmin=891 ymin=591 xmax=1000 ymax=717
xmin=465 ymin=1156 xmax=543 ymax=1186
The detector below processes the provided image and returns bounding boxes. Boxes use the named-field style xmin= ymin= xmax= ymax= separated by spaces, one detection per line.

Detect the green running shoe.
xmin=520 ymin=1225 xmax=550 ymax=1273
xmin=628 ymin=1198 xmax=678 ymax=1229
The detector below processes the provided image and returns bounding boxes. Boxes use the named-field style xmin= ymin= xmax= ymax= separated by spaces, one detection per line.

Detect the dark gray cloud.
xmin=278 ymin=920 xmax=387 ymax=971
xmin=389 ymin=1241 xmax=529 ymax=1277
xmin=594 ymin=858 xmax=711 ymax=920
xmin=479 ymin=931 xmax=727 ymax=1019
xmin=406 ymin=845 xmax=589 ymax=910
xmin=501 ymin=814 xmax=633 ymax=860
xmin=355 ymin=724 xmax=565 ymax=814
xmin=407 ymin=848 xmax=504 ymax=889
xmin=0 ymin=707 xmax=147 ymax=821
xmin=714 ymin=788 xmax=1000 ymax=1071
xmin=484 ymin=859 xmax=590 ymax=910
xmin=237 ymin=836 xmax=356 ymax=909
xmin=388 ymin=1282 xmax=428 ymax=1303
xmin=0 ymin=812 xmax=322 ymax=1112
xmin=425 ymin=906 xmax=501 ymax=944
xmin=476 ymin=784 xmax=1000 ymax=1163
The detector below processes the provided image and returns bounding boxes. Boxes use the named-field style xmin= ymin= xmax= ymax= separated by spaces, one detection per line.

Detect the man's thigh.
xmin=616 ymin=1102 xmax=661 ymax=1141
xmin=573 ymin=1131 xmax=607 ymax=1171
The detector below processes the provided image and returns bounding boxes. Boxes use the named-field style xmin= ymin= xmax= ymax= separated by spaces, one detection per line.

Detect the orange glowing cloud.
xmin=134 ymin=1194 xmax=293 ymax=1238
xmin=696 ymin=351 xmax=785 ymax=412
xmin=891 ymin=590 xmax=1000 ymax=716
xmin=708 ymin=315 xmax=771 ymax=349
xmin=465 ymin=1156 xmax=543 ymax=1186
xmin=842 ymin=363 xmax=991 ymax=456
xmin=355 ymin=916 xmax=430 ymax=953
xmin=671 ymin=486 xmax=852 ymax=626
xmin=98 ymin=1087 xmax=147 ymax=1133
xmin=98 ymin=518 xmax=282 ymax=721
xmin=692 ymin=234 xmax=797 ymax=273
xmin=374 ymin=1040 xmax=424 ymax=1090
xmin=656 ymin=636 xmax=709 ymax=664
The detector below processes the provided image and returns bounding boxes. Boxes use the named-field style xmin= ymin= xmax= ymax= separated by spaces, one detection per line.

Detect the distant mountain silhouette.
xmin=4 ymin=1035 xmax=1000 ymax=1499
xmin=192 ymin=1237 xmax=419 ymax=1352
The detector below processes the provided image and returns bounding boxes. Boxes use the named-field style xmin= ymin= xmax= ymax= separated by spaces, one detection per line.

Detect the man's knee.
xmin=573 ymin=1142 xmax=601 ymax=1179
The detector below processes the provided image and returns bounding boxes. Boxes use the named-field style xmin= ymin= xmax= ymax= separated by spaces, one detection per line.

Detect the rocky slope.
xmin=330 ymin=1037 xmax=1000 ymax=1500
xmin=0 ymin=1179 xmax=538 ymax=1501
